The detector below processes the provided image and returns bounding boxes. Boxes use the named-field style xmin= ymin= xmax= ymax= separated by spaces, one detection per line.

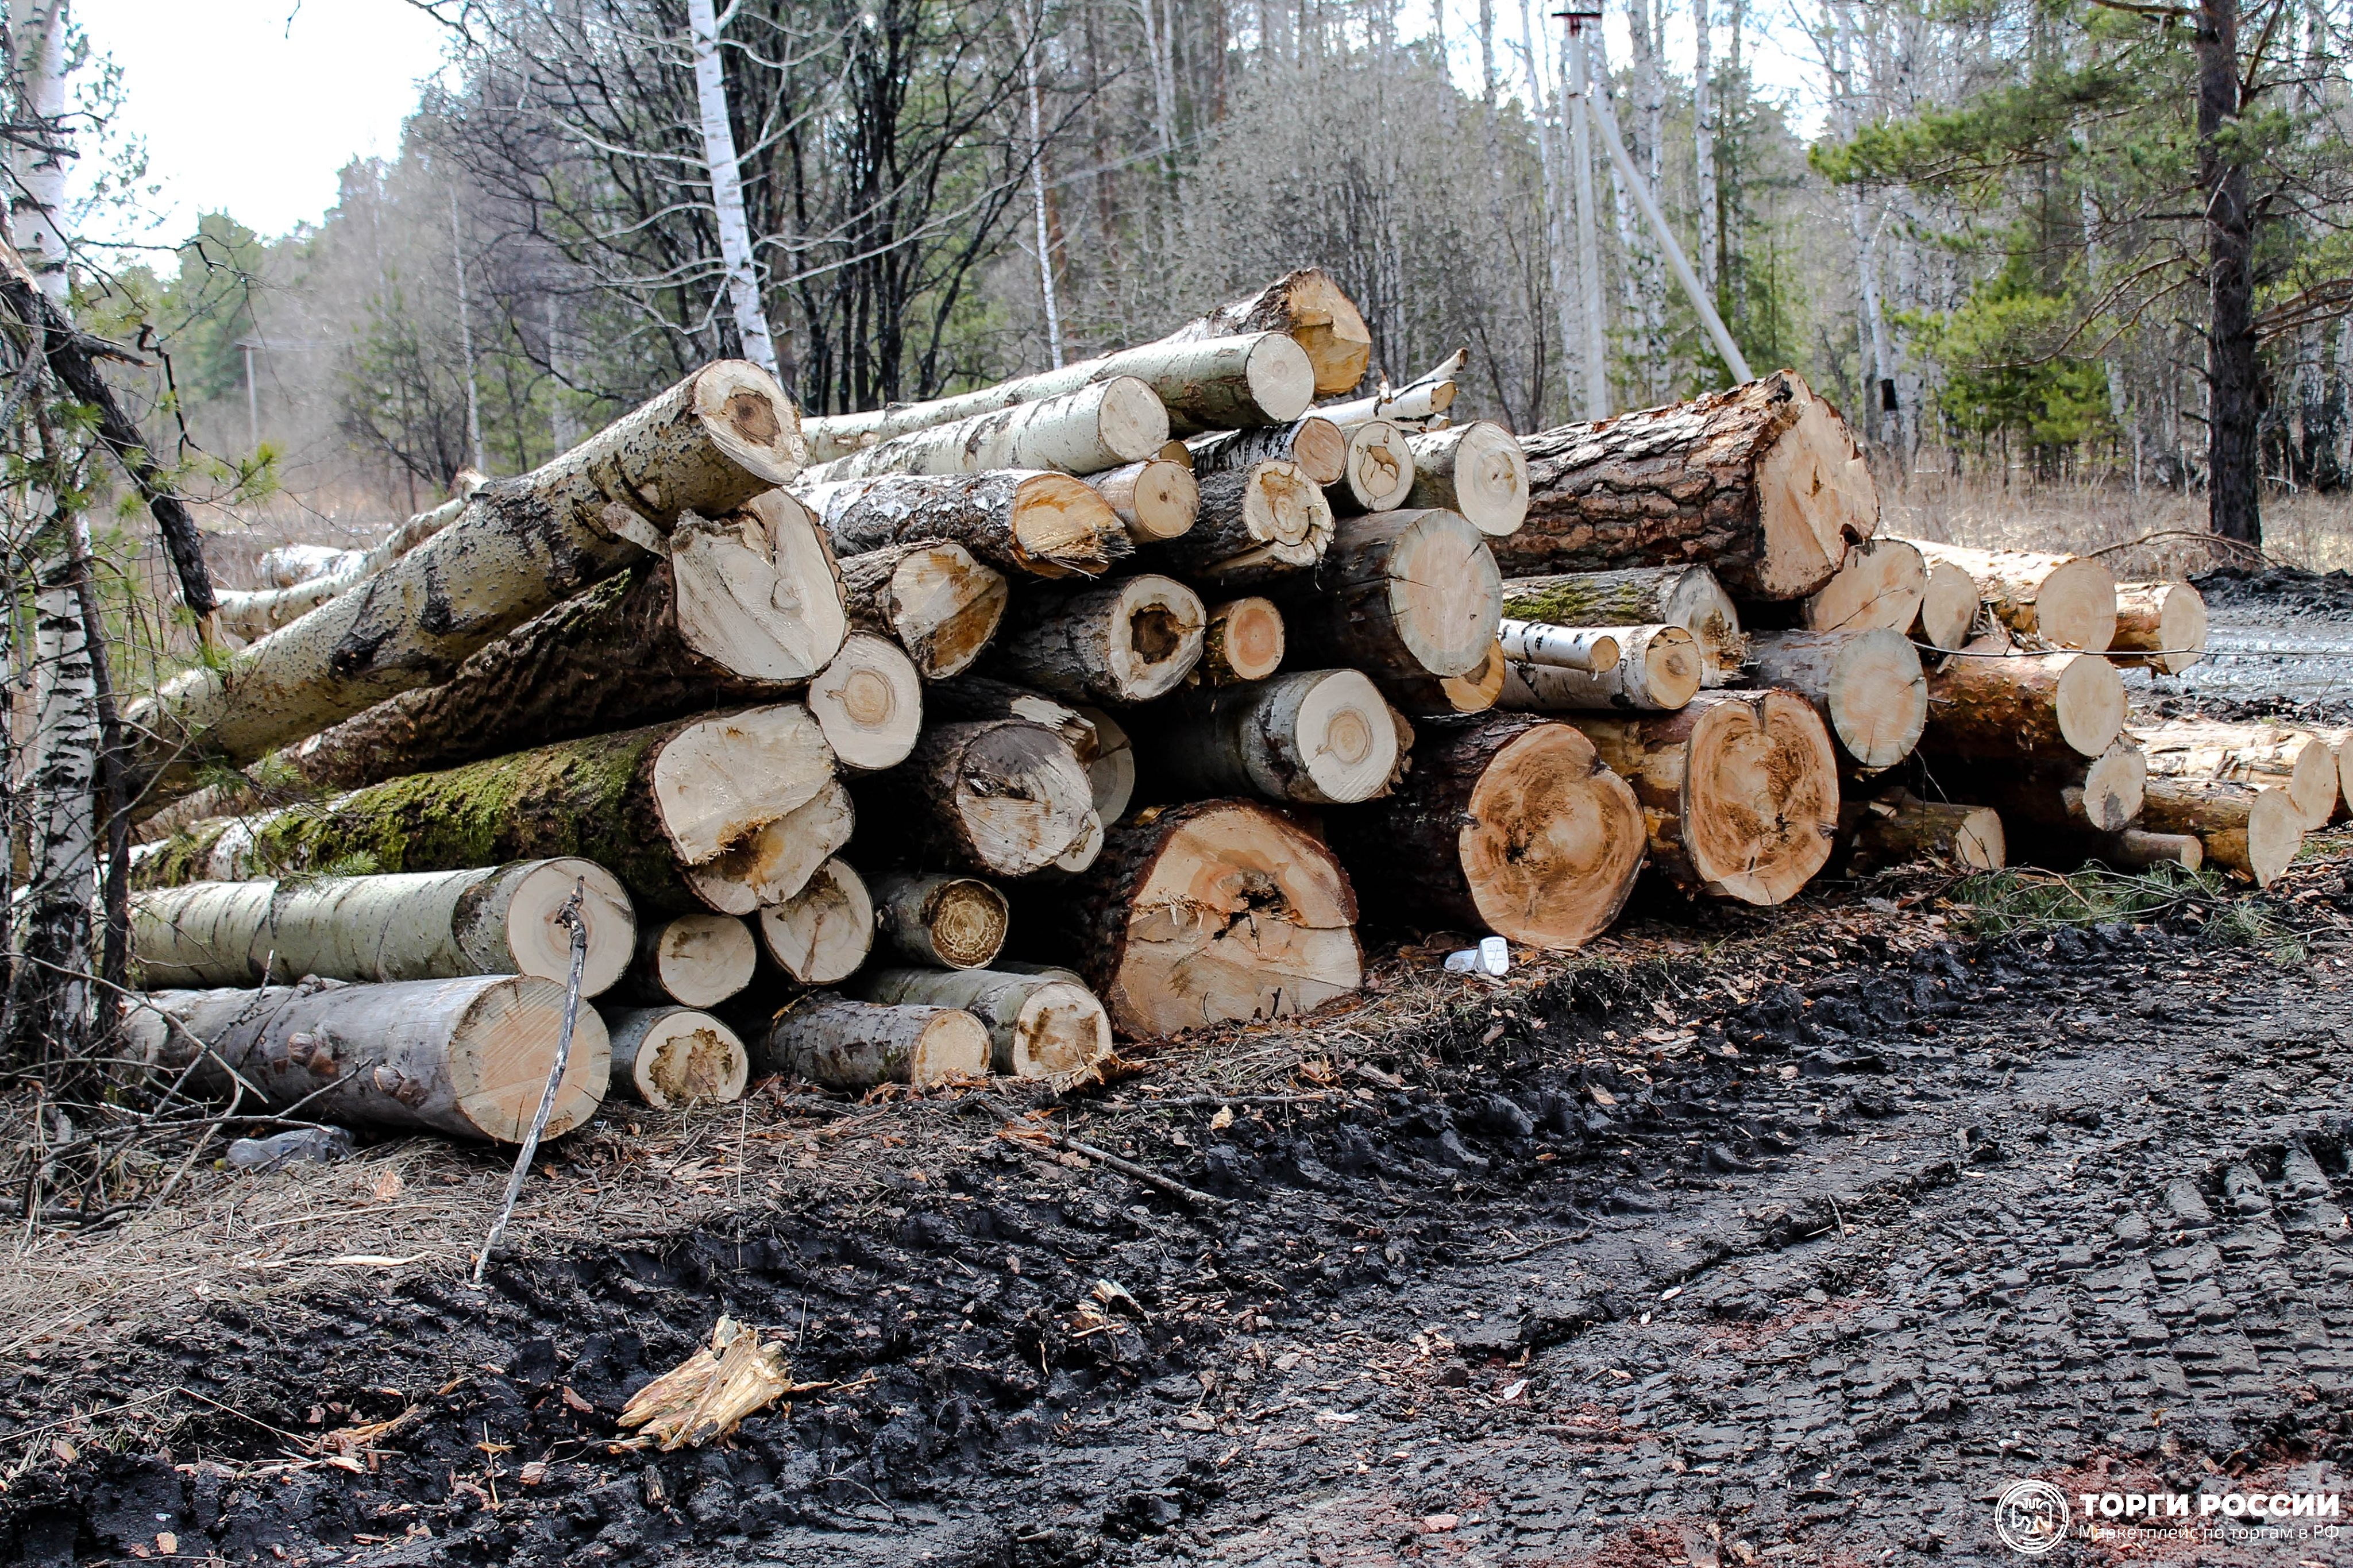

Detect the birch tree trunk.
xmin=14 ymin=529 xmax=99 ymax=1061
xmin=688 ymin=0 xmax=780 ymax=377
xmin=804 ymin=470 xmax=1132 ymax=579
xmin=6 ymin=1 xmax=71 ymax=303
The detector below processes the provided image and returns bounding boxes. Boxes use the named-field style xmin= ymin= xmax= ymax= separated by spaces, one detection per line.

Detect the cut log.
xmin=124 ymin=974 xmax=610 ymax=1142
xmin=1846 ymin=791 xmax=2005 ymax=873
xmin=989 ymin=574 xmax=1206 ymax=704
xmin=128 ymin=360 xmax=805 ymax=809
xmin=680 ymin=778 xmax=855 ymax=916
xmin=755 ymin=859 xmax=874 ymax=985
xmin=1034 ymin=798 xmax=1361 ymax=1037
xmin=214 ymin=469 xmax=489 ymax=642
xmin=801 ymin=469 xmax=1132 ymax=579
xmin=2137 ymin=777 xmax=2304 ymax=887
xmin=837 ymin=540 xmax=1007 ymax=679
xmin=130 ymin=859 xmax=636 ymax=997
xmin=853 ymin=967 xmax=1112 ymax=1078
xmin=1743 ymin=628 xmax=1928 ymax=771
xmin=2310 ymin=728 xmax=2353 ymax=822
xmin=857 ymin=719 xmax=1096 ymax=878
xmin=1162 ymin=267 xmax=1375 ymax=397
xmin=1499 ymin=624 xmax=1703 ymax=713
xmin=1084 ymin=458 xmax=1199 ymax=543
xmin=1902 ymin=540 xmax=2118 ymax=652
xmin=1912 ymin=561 xmax=1981 ymax=650
xmin=1316 ymin=349 xmax=1466 ymax=424
xmin=2109 ymin=581 xmax=2208 ymax=673
xmin=1276 ymin=508 xmax=1503 ymax=681
xmin=1137 ymin=669 xmax=1399 ymax=805
xmin=871 ymin=872 xmax=1010 ymax=970
xmin=757 ymin=995 xmax=990 ymax=1089
xmin=607 ymin=1007 xmax=749 ymax=1109
xmin=620 ymin=913 xmax=759 ymax=1007
xmin=137 ymin=705 xmax=840 ymax=917
xmin=2088 ymin=828 xmax=2203 ymax=872
xmin=800 ymin=377 xmax=1169 ymax=482
xmin=1194 ymin=597 xmax=1286 ymax=686
xmin=2135 ymin=720 xmax=2338 ymax=829
xmin=1405 ymin=422 xmax=1529 ymax=538
xmin=1189 ymin=416 xmax=1347 ymax=486
xmin=1378 ymin=639 xmax=1506 ymax=716
xmin=1560 ymin=689 xmax=1841 ymax=905
xmin=807 ymin=631 xmax=924 ymax=770
xmin=1919 ymin=645 xmax=2127 ymax=762
xmin=1757 ymin=536 xmax=1926 ymax=635
xmin=1507 ymin=370 xmax=1873 ymax=599
xmin=1051 ymin=810 xmax=1107 ymax=875
xmin=1328 ymin=418 xmax=1417 ymax=514
xmin=1325 ymin=715 xmax=1645 ymax=951
xmin=1499 ymin=566 xmax=1745 ymax=687
xmin=925 ymin=676 xmax=1102 ymax=768
xmin=1149 ymin=459 xmax=1336 ymax=585
xmin=1071 ymin=706 xmax=1135 ymax=823
xmin=1497 ymin=621 xmax=1621 ymax=673
xmin=1954 ymin=745 xmax=2146 ymax=835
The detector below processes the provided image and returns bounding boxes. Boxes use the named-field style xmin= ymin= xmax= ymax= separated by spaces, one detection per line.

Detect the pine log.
xmin=1276 ymin=508 xmax=1503 ymax=681
xmin=807 ymin=631 xmax=924 ymax=770
xmin=2088 ymin=828 xmax=2203 ymax=872
xmin=1328 ymin=418 xmax=1417 ymax=514
xmin=1084 ymin=458 xmax=1199 ymax=543
xmin=2138 ymin=777 xmax=2304 ymax=887
xmin=1194 ymin=597 xmax=1287 ymax=686
xmin=1912 ymin=561 xmax=1981 ymax=650
xmin=1499 ymin=566 xmax=1746 ymax=686
xmin=2310 ymin=728 xmax=2353 ymax=821
xmin=1846 ymin=791 xmax=2005 ymax=873
xmin=130 ymin=859 xmax=635 ymax=998
xmin=838 ymin=540 xmax=1008 ymax=679
xmin=1499 ymin=624 xmax=1703 ymax=713
xmin=1743 ymin=628 xmax=1928 ymax=771
xmin=1506 ymin=371 xmax=1874 ymax=598
xmin=799 ymin=378 xmax=1171 ymax=478
xmin=619 ymin=913 xmax=759 ymax=1008
xmin=757 ymin=996 xmax=990 ymax=1089
xmin=1405 ymin=422 xmax=1529 ymax=538
xmin=128 ymin=361 xmax=804 ymax=809
xmin=1136 ymin=669 xmax=1399 ymax=806
xmin=681 ymin=779 xmax=855 ymax=915
xmin=1162 ymin=268 xmax=1374 ymax=397
xmin=853 ymin=967 xmax=1112 ymax=1079
xmin=1325 ymin=714 xmax=1645 ymax=951
xmin=1032 ymin=798 xmax=1361 ymax=1037
xmin=1189 ymin=416 xmax=1348 ymax=486
xmin=1561 ymin=689 xmax=1841 ymax=905
xmin=755 ymin=859 xmax=874 ymax=985
xmin=2109 ymin=581 xmax=2208 ymax=673
xmin=1498 ymin=621 xmax=1621 ymax=673
xmin=871 ymin=872 xmax=1010 ymax=970
xmin=1148 ymin=459 xmax=1336 ymax=584
xmin=124 ymin=974 xmax=610 ymax=1142
xmin=214 ymin=469 xmax=488 ymax=641
xmin=801 ymin=469 xmax=1132 ymax=578
xmin=2135 ymin=720 xmax=2338 ymax=829
xmin=1903 ymin=540 xmax=2118 ymax=651
xmin=1316 ymin=349 xmax=1465 ymax=424
xmin=1752 ymin=536 xmax=1926 ymax=635
xmin=1378 ymin=639 xmax=1506 ymax=716
xmin=1072 ymin=706 xmax=1136 ymax=823
xmin=1919 ymin=645 xmax=2127 ymax=762
xmin=136 ymin=705 xmax=840 ymax=917
xmin=607 ymin=1007 xmax=750 ymax=1109
xmin=856 ymin=720 xmax=1096 ymax=878
xmin=988 ymin=573 xmax=1206 ymax=704
xmin=1953 ymin=744 xmax=2147 ymax=835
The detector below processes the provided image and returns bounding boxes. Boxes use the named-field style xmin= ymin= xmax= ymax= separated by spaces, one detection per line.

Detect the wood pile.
xmin=118 ymin=272 xmax=2316 ymax=1154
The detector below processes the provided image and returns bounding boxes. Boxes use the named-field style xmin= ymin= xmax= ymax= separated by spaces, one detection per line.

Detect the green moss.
xmin=132 ymin=818 xmax=236 ymax=891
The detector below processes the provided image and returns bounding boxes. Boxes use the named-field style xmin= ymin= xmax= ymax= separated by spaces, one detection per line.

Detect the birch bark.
xmin=688 ymin=0 xmax=781 ymax=379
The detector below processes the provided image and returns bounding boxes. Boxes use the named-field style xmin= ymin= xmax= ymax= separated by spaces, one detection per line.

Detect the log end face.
xmin=1453 ymin=423 xmax=1533 ymax=538
xmin=2053 ymin=654 xmax=2128 ymax=759
xmin=1461 ymin=723 xmax=1648 ymax=950
xmin=452 ymin=976 xmax=612 ymax=1142
xmin=1207 ymin=597 xmax=1288 ymax=684
xmin=1284 ymin=418 xmax=1349 ymax=488
xmin=1112 ymin=576 xmax=1209 ymax=701
xmin=1295 ymin=670 xmax=1402 ymax=804
xmin=909 ymin=1009 xmax=992 ymax=1086
xmin=693 ymin=360 xmax=808 ymax=485
xmin=1340 ymin=420 xmax=1415 ymax=512
xmin=1008 ymin=982 xmax=1114 ymax=1079
xmin=2080 ymin=744 xmax=2148 ymax=833
xmin=811 ymin=634 xmax=925 ymax=771
xmin=2245 ymin=787 xmax=2306 ymax=888
xmin=1010 ymin=473 xmax=1133 ymax=575
xmin=503 ymin=859 xmax=638 ymax=998
xmin=1639 ymin=625 xmax=1707 ymax=712
xmin=1098 ymin=376 xmax=1175 ymax=464
xmin=1127 ymin=460 xmax=1202 ymax=542
xmin=955 ymin=721 xmax=1098 ymax=877
xmin=921 ymin=878 xmax=1013 ymax=970
xmin=2038 ymin=559 xmax=2121 ymax=652
xmin=1826 ymin=628 xmax=1928 ymax=771
xmin=1682 ymin=691 xmax=1841 ymax=906
xmin=1244 ymin=334 xmax=1318 ymax=424
xmin=1914 ymin=562 xmax=1981 ymax=651
xmin=757 ymin=859 xmax=875 ymax=985
xmin=629 ymin=1011 xmax=750 ymax=1109
xmin=652 ymin=912 xmax=760 ymax=1008
xmin=1387 ymin=511 xmax=1506 ymax=678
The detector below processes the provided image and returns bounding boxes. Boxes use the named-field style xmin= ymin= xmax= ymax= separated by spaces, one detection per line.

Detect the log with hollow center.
xmin=1911 ymin=561 xmax=1981 ymax=651
xmin=988 ymin=574 xmax=1207 ymax=704
xmin=1919 ymin=644 xmax=2127 ymax=762
xmin=871 ymin=872 xmax=1010 ymax=970
xmin=1150 ymin=460 xmax=1336 ymax=585
xmin=802 ymin=469 xmax=1132 ymax=579
xmin=1846 ymin=791 xmax=2005 ymax=873
xmin=619 ymin=912 xmax=759 ymax=1008
xmin=1328 ymin=419 xmax=1416 ymax=515
xmin=1277 ymin=508 xmax=1503 ymax=682
xmin=1499 ymin=566 xmax=1746 ymax=688
xmin=2134 ymin=719 xmax=2339 ymax=829
xmin=2109 ymin=582 xmax=2208 ymax=674
xmin=1406 ymin=422 xmax=1529 ymax=538
xmin=799 ymin=378 xmax=1170 ymax=481
xmin=1743 ymin=628 xmax=1928 ymax=772
xmin=1901 ymin=540 xmax=2118 ymax=652
xmin=1195 ymin=597 xmax=1286 ymax=686
xmin=853 ymin=967 xmax=1112 ymax=1079
xmin=1161 ymin=268 xmax=1375 ymax=398
xmin=607 ymin=1006 xmax=749 ymax=1109
xmin=1084 ymin=458 xmax=1199 ymax=543
xmin=1137 ymin=669 xmax=1399 ymax=805
xmin=2137 ymin=777 xmax=2304 ymax=887
xmin=807 ymin=632 xmax=924 ymax=770
xmin=754 ymin=859 xmax=873 ymax=985
xmin=757 ymin=997 xmax=990 ymax=1090
xmin=1499 ymin=624 xmax=1704 ymax=713
xmin=855 ymin=719 xmax=1097 ymax=878
xmin=1189 ymin=416 xmax=1348 ymax=486
xmin=837 ymin=540 xmax=1008 ymax=680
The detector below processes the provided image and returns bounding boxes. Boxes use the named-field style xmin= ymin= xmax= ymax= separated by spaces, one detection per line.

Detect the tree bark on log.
xmin=2088 ymin=828 xmax=2203 ymax=871
xmin=131 ymin=858 xmax=635 ymax=997
xmin=1325 ymin=715 xmax=1645 ymax=951
xmin=1498 ymin=622 xmax=1621 ymax=673
xmin=1194 ymin=597 xmax=1286 ymax=686
xmin=754 ymin=859 xmax=874 ymax=985
xmin=1083 ymin=458 xmax=1199 ymax=543
xmin=1506 ymin=371 xmax=1874 ymax=599
xmin=1743 ymin=628 xmax=1928 ymax=771
xmin=607 ymin=1006 xmax=749 ymax=1109
xmin=1275 ymin=509 xmax=1503 ymax=681
xmin=1135 ymin=669 xmax=1399 ymax=806
xmin=799 ymin=379 xmax=1170 ymax=480
xmin=1378 ymin=640 xmax=1506 ymax=717
xmin=1147 ymin=460 xmax=1335 ymax=585
xmin=1189 ymin=417 xmax=1348 ymax=486
xmin=1028 ymin=798 xmax=1361 ymax=1038
xmin=1316 ymin=348 xmax=1465 ymax=425
xmin=807 ymin=632 xmax=924 ymax=770
xmin=924 ymin=676 xmax=1102 ymax=762
xmin=1405 ymin=422 xmax=1529 ymax=538
xmin=1746 ymin=537 xmax=1926 ymax=635
xmin=618 ymin=913 xmax=759 ymax=1008
xmin=853 ymin=967 xmax=1112 ymax=1079
xmin=803 ymin=470 xmax=1132 ymax=579
xmin=1162 ymin=268 xmax=1374 ymax=397
xmin=1951 ymin=744 xmax=2147 ymax=835
xmin=838 ymin=540 xmax=1008 ymax=679
xmin=1912 ymin=561 xmax=1981 ymax=650
xmin=1499 ymin=566 xmax=1746 ymax=686
xmin=2109 ymin=582 xmax=2208 ymax=673
xmin=1499 ymin=624 xmax=1704 ymax=713
xmin=1846 ymin=791 xmax=2005 ymax=873
xmin=870 ymin=872 xmax=1010 ymax=969
xmin=988 ymin=574 xmax=1206 ymax=704
xmin=2138 ymin=776 xmax=2302 ymax=886
xmin=1327 ymin=419 xmax=1417 ymax=515
xmin=214 ymin=470 xmax=489 ymax=642
xmin=854 ymin=720 xmax=1096 ymax=878
xmin=1903 ymin=540 xmax=2118 ymax=652
xmin=124 ymin=974 xmax=610 ymax=1142
xmin=756 ymin=995 xmax=990 ymax=1089
xmin=127 ymin=361 xmax=805 ymax=809
xmin=1919 ymin=646 xmax=2127 ymax=762
xmin=1071 ymin=706 xmax=1136 ymax=824
xmin=2135 ymin=719 xmax=2338 ymax=829
xmin=1559 ymin=689 xmax=1841 ymax=905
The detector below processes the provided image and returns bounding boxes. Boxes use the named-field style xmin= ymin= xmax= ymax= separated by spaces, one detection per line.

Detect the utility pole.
xmin=1559 ymin=8 xmax=1610 ymax=419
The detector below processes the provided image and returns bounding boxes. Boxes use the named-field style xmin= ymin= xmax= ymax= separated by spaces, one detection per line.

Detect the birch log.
xmin=837 ymin=540 xmax=1008 ymax=679
xmin=619 ymin=913 xmax=759 ymax=1007
xmin=127 ymin=361 xmax=805 ymax=808
xmin=1276 ymin=509 xmax=1503 ymax=681
xmin=1498 ymin=621 xmax=1621 ymax=673
xmin=1920 ymin=646 xmax=2127 ymax=762
xmin=1194 ymin=597 xmax=1286 ymax=686
xmin=1136 ymin=669 xmax=1399 ymax=805
xmin=757 ymin=996 xmax=991 ymax=1089
xmin=2135 ymin=720 xmax=2339 ymax=829
xmin=1405 ymin=422 xmax=1529 ymax=537
xmin=1846 ymin=791 xmax=2005 ymax=872
xmin=1380 ymin=639 xmax=1506 ymax=716
xmin=854 ymin=967 xmax=1112 ymax=1078
xmin=124 ymin=974 xmax=610 ymax=1142
xmin=1507 ymin=371 xmax=1874 ymax=598
xmin=1499 ymin=624 xmax=1704 ymax=713
xmin=1084 ymin=458 xmax=1199 ymax=543
xmin=1316 ymin=349 xmax=1466 ymax=424
xmin=1912 ymin=561 xmax=1981 ymax=651
xmin=607 ymin=1007 xmax=750 ymax=1109
xmin=130 ymin=859 xmax=636 ymax=996
xmin=988 ymin=574 xmax=1206 ymax=703
xmin=1326 ymin=715 xmax=1646 ymax=951
xmin=1148 ymin=460 xmax=1336 ymax=584
xmin=2109 ymin=582 xmax=2208 ymax=673
xmin=2138 ymin=777 xmax=2304 ymax=887
xmin=807 ymin=631 xmax=924 ymax=770
xmin=856 ymin=719 xmax=1097 ymax=878
xmin=1743 ymin=628 xmax=1928 ymax=771
xmin=755 ymin=859 xmax=874 ymax=985
xmin=1328 ymin=419 xmax=1417 ymax=514
xmin=1903 ymin=540 xmax=2118 ymax=652
xmin=214 ymin=469 xmax=488 ymax=641
xmin=1189 ymin=416 xmax=1348 ymax=486
xmin=1162 ymin=267 xmax=1375 ymax=397
xmin=871 ymin=872 xmax=1010 ymax=969
xmin=1499 ymin=566 xmax=1746 ymax=686
xmin=802 ymin=469 xmax=1132 ymax=578
xmin=799 ymin=378 xmax=1170 ymax=479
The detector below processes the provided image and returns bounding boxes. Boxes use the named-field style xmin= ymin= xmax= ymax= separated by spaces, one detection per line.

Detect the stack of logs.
xmin=114 ymin=269 xmax=2318 ymax=1150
